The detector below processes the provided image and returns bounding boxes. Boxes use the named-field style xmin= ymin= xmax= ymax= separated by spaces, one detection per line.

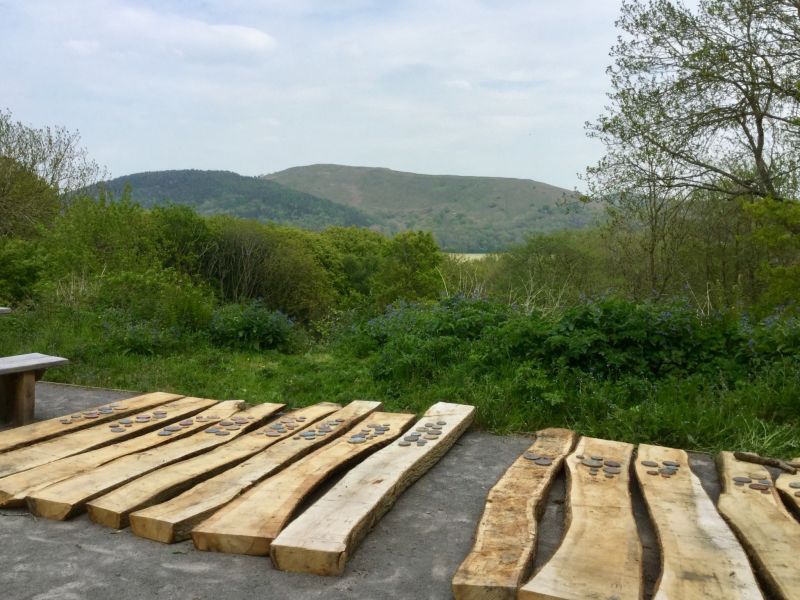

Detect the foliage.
xmin=208 ymin=301 xmax=296 ymax=351
xmin=265 ymin=164 xmax=595 ymax=252
xmin=371 ymin=230 xmax=442 ymax=307
xmin=100 ymin=169 xmax=374 ymax=231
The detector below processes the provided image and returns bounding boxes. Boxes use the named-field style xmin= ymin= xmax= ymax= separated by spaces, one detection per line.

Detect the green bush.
xmin=208 ymin=301 xmax=295 ymax=351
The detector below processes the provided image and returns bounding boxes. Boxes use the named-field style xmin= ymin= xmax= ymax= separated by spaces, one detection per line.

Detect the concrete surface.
xmin=0 ymin=383 xmax=789 ymax=600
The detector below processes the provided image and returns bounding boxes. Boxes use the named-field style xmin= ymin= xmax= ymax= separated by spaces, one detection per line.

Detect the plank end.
xmin=270 ymin=543 xmax=347 ymax=576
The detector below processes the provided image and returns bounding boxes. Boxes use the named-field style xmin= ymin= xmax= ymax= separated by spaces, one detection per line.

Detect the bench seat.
xmin=0 ymin=353 xmax=69 ymax=426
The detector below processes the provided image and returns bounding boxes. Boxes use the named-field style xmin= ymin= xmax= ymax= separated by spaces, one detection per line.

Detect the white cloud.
xmin=0 ymin=0 xmax=623 ymax=189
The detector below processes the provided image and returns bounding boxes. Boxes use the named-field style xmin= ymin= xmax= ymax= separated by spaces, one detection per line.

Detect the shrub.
xmin=208 ymin=301 xmax=295 ymax=351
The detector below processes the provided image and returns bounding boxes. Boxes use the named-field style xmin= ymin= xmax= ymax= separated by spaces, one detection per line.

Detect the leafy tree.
xmin=0 ymin=110 xmax=104 ymax=233
xmin=591 ymin=0 xmax=800 ymax=202
xmin=372 ymin=231 xmax=442 ymax=306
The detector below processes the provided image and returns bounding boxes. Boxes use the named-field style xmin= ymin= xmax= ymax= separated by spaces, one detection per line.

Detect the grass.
xmin=2 ymin=302 xmax=799 ymax=460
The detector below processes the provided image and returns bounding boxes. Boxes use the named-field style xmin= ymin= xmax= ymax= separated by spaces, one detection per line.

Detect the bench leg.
xmin=0 ymin=371 xmax=36 ymax=426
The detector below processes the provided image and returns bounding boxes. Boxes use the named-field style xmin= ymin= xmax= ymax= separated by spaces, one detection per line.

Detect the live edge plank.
xmin=128 ymin=400 xmax=382 ymax=543
xmin=716 ymin=451 xmax=800 ymax=600
xmin=272 ymin=403 xmax=476 ymax=577
xmin=87 ymin=402 xmax=340 ymax=530
xmin=0 ymin=392 xmax=182 ymax=453
xmin=635 ymin=445 xmax=763 ymax=600
xmin=518 ymin=437 xmax=642 ymax=600
xmin=446 ymin=426 xmax=574 ymax=599
xmin=775 ymin=456 xmax=800 ymax=518
xmin=0 ymin=396 xmax=218 ymax=479
xmin=192 ymin=411 xmax=415 ymax=556
xmin=25 ymin=402 xmax=284 ymax=520
xmin=0 ymin=400 xmax=248 ymax=508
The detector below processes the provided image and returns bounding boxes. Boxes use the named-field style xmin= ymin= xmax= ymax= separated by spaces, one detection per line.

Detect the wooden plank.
xmin=518 ymin=437 xmax=642 ymax=600
xmin=0 ymin=400 xmax=253 ymax=507
xmin=0 ymin=353 xmax=70 ymax=375
xmin=0 ymin=391 xmax=183 ymax=453
xmin=716 ymin=451 xmax=800 ymax=600
xmin=192 ymin=411 xmax=415 ymax=556
xmin=128 ymin=400 xmax=382 ymax=543
xmin=0 ymin=396 xmax=217 ymax=479
xmin=775 ymin=456 xmax=800 ymax=518
xmin=272 ymin=403 xmax=477 ymax=576
xmin=445 ymin=427 xmax=575 ymax=598
xmin=86 ymin=402 xmax=342 ymax=530
xmin=635 ymin=445 xmax=763 ymax=600
xmin=0 ymin=307 xmax=10 ymax=314
xmin=23 ymin=402 xmax=285 ymax=520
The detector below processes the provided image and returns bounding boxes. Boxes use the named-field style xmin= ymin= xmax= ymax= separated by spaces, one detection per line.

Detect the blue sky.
xmin=1 ymin=0 xmax=622 ymax=189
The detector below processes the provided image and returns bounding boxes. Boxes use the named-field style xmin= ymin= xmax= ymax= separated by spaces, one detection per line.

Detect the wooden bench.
xmin=0 ymin=353 xmax=69 ymax=426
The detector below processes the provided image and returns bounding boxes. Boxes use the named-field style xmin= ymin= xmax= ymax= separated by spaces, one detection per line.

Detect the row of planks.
xmin=0 ymin=391 xmax=475 ymax=575
xmin=452 ymin=430 xmax=800 ymax=600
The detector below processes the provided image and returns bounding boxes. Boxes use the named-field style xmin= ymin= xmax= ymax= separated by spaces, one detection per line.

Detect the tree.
xmin=590 ymin=0 xmax=800 ymax=203
xmin=0 ymin=110 xmax=103 ymax=238
xmin=371 ymin=230 xmax=442 ymax=307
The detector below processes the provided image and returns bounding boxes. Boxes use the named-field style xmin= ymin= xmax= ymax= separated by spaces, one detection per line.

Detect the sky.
xmin=0 ymin=0 xmax=624 ymax=190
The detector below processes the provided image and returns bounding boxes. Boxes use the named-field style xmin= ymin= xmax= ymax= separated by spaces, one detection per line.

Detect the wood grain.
xmin=271 ymin=403 xmax=477 ymax=576
xmin=0 ymin=396 xmax=216 ymax=479
xmin=518 ymin=436 xmax=642 ymax=600
xmin=24 ymin=402 xmax=284 ymax=520
xmin=87 ymin=402 xmax=341 ymax=530
xmin=0 ymin=392 xmax=183 ymax=453
xmin=635 ymin=445 xmax=763 ymax=600
xmin=775 ymin=456 xmax=800 ymax=517
xmin=716 ymin=451 xmax=800 ymax=600
xmin=128 ymin=400 xmax=382 ymax=543
xmin=192 ymin=411 xmax=415 ymax=556
xmin=0 ymin=400 xmax=249 ymax=508
xmin=446 ymin=427 xmax=575 ymax=598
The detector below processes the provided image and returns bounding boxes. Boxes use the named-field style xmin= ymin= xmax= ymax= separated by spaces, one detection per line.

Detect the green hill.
xmin=265 ymin=164 xmax=592 ymax=252
xmin=100 ymin=170 xmax=374 ymax=230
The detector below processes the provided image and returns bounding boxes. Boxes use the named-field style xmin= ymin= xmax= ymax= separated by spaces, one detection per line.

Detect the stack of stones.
xmin=397 ymin=421 xmax=446 ymax=448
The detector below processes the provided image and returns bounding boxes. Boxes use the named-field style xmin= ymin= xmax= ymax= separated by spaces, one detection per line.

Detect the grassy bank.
xmin=3 ymin=296 xmax=799 ymax=459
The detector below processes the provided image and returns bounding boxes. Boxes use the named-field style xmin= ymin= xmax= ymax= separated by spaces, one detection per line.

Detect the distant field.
xmin=450 ymin=253 xmax=488 ymax=261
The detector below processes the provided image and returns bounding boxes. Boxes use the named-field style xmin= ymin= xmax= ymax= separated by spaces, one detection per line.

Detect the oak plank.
xmin=775 ymin=456 xmax=800 ymax=518
xmin=87 ymin=402 xmax=341 ymax=530
xmin=0 ymin=400 xmax=250 ymax=508
xmin=0 ymin=392 xmax=183 ymax=453
xmin=128 ymin=400 xmax=381 ymax=543
xmin=272 ymin=403 xmax=477 ymax=576
xmin=192 ymin=411 xmax=415 ymax=556
xmin=635 ymin=445 xmax=763 ymax=600
xmin=518 ymin=436 xmax=642 ymax=600
xmin=0 ymin=396 xmax=217 ymax=479
xmin=716 ymin=451 xmax=800 ymax=600
xmin=25 ymin=402 xmax=284 ymax=520
xmin=445 ymin=427 xmax=575 ymax=598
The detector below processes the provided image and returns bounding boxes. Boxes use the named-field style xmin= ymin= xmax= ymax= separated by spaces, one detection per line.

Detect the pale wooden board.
xmin=272 ymin=403 xmax=478 ymax=576
xmin=0 ymin=392 xmax=183 ymax=453
xmin=0 ymin=396 xmax=217 ymax=479
xmin=128 ymin=400 xmax=382 ymax=543
xmin=87 ymin=402 xmax=341 ymax=530
xmin=0 ymin=307 xmax=10 ymax=314
xmin=518 ymin=436 xmax=642 ymax=600
xmin=635 ymin=445 xmax=763 ymax=600
xmin=716 ymin=451 xmax=800 ymax=600
xmin=445 ymin=427 xmax=575 ymax=598
xmin=0 ymin=353 xmax=69 ymax=375
xmin=192 ymin=411 xmax=415 ymax=556
xmin=774 ymin=456 xmax=800 ymax=517
xmin=0 ymin=400 xmax=251 ymax=508
xmin=24 ymin=402 xmax=285 ymax=520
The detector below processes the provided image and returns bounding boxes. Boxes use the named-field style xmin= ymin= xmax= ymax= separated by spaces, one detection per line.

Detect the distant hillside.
xmin=100 ymin=170 xmax=374 ymax=230
xmin=265 ymin=164 xmax=593 ymax=252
